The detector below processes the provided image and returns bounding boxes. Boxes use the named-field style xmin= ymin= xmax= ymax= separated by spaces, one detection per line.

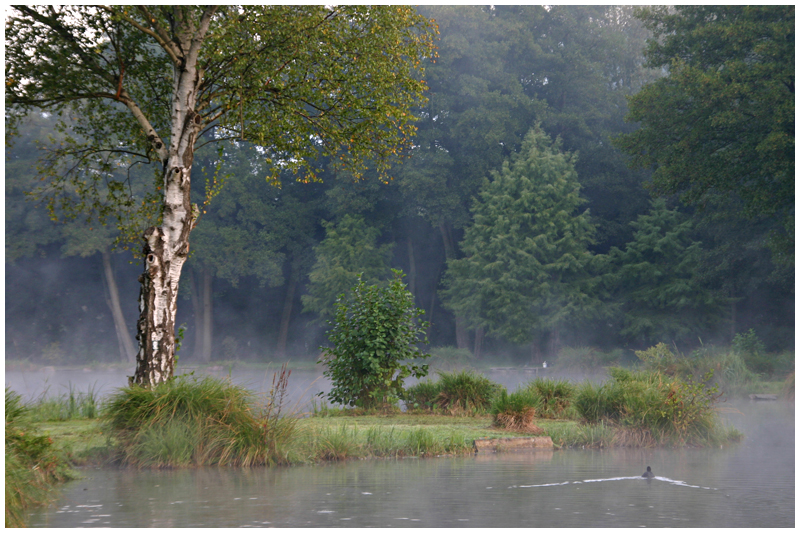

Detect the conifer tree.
xmin=609 ymin=199 xmax=728 ymax=346
xmin=442 ymin=126 xmax=599 ymax=357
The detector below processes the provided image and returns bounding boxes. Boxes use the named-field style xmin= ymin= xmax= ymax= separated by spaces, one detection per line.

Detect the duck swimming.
xmin=642 ymin=466 xmax=654 ymax=478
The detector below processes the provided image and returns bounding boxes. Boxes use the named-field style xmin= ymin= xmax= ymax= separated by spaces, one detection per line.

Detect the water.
xmin=26 ymin=398 xmax=794 ymax=527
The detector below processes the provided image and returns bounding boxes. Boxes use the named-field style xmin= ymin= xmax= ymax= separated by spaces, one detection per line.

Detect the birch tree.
xmin=6 ymin=5 xmax=436 ymax=386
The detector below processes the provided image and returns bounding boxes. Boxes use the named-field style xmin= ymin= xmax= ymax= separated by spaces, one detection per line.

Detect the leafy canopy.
xmin=615 ymin=6 xmax=794 ymax=265
xmin=5 ymin=6 xmax=437 ymax=246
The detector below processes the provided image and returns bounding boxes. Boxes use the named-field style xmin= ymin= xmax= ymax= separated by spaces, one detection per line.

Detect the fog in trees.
xmin=6 ymin=6 xmax=793 ymax=370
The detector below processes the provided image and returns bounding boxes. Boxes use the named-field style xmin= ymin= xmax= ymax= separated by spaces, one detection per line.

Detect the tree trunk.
xmin=730 ymin=290 xmax=737 ymax=341
xmin=473 ymin=325 xmax=484 ymax=359
xmin=200 ymin=269 xmax=213 ymax=363
xmin=101 ymin=248 xmax=136 ymax=363
xmin=189 ymin=268 xmax=203 ymax=358
xmin=549 ymin=327 xmax=561 ymax=358
xmin=439 ymin=221 xmax=469 ymax=350
xmin=130 ymin=39 xmax=206 ymax=386
xmin=407 ymin=236 xmax=417 ymax=304
xmin=277 ymin=261 xmax=299 ymax=358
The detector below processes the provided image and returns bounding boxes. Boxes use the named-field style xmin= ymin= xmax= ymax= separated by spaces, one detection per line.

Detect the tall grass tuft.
xmin=402 ymin=380 xmax=441 ymax=411
xmin=525 ymin=378 xmax=576 ymax=419
xmin=104 ymin=367 xmax=299 ymax=467
xmin=404 ymin=370 xmax=502 ymax=415
xmin=311 ymin=424 xmax=362 ymax=461
xmin=435 ymin=370 xmax=502 ymax=414
xmin=6 ymin=388 xmax=74 ymax=527
xmin=490 ymin=388 xmax=543 ymax=433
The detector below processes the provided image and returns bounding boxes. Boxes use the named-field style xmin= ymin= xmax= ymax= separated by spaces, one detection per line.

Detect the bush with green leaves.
xmin=320 ymin=269 xmax=430 ymax=409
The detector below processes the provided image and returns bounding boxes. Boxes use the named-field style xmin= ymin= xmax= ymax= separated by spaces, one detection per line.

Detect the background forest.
xmin=6 ymin=6 xmax=794 ymax=369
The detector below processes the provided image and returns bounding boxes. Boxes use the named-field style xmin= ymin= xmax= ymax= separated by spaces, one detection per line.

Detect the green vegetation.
xmin=491 ymin=388 xmax=542 ymax=432
xmin=320 ymin=270 xmax=430 ymax=409
xmin=616 ymin=6 xmax=794 ymax=263
xmin=5 ymin=389 xmax=75 ymax=527
xmin=441 ymin=125 xmax=601 ymax=351
xmin=404 ymin=370 xmax=503 ymax=414
xmin=573 ymin=367 xmax=741 ymax=447
xmin=24 ymin=383 xmax=100 ymax=422
xmin=103 ymin=372 xmax=299 ymax=467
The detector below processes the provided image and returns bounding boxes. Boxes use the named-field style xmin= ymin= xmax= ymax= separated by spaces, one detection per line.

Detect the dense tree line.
xmin=6 ymin=6 xmax=793 ymax=367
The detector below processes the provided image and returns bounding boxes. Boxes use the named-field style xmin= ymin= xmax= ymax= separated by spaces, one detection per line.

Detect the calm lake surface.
xmin=22 ymin=376 xmax=794 ymax=528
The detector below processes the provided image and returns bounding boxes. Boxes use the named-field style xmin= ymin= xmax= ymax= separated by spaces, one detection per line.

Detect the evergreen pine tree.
xmin=610 ymin=199 xmax=728 ymax=345
xmin=442 ymin=126 xmax=599 ymax=356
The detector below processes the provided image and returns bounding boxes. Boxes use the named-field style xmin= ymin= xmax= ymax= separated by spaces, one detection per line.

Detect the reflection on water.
xmin=27 ymin=400 xmax=793 ymax=527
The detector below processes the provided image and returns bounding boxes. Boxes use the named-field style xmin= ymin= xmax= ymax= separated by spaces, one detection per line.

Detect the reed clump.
xmin=103 ymin=367 xmax=299 ymax=467
xmin=490 ymin=388 xmax=543 ymax=433
xmin=403 ymin=370 xmax=502 ymax=414
xmin=526 ymin=378 xmax=576 ymax=419
xmin=5 ymin=388 xmax=74 ymax=527
xmin=573 ymin=367 xmax=741 ymax=447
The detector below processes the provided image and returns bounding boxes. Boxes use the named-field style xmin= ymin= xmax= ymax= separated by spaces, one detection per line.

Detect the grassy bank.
xmin=5 ymin=389 xmax=76 ymax=527
xmin=23 ymin=367 xmax=744 ymax=469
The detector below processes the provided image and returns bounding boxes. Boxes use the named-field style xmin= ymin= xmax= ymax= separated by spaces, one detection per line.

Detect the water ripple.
xmin=513 ymin=476 xmax=718 ymax=490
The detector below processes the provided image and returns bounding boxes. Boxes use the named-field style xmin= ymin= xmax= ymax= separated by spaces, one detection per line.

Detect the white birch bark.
xmin=130 ymin=12 xmax=213 ymax=386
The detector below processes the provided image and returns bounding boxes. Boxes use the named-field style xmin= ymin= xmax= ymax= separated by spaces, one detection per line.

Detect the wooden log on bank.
xmin=474 ymin=436 xmax=554 ymax=453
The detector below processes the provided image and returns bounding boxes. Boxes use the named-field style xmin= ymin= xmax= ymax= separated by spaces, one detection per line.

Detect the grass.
xmin=25 ymin=383 xmax=101 ymax=422
xmin=103 ymin=368 xmax=299 ymax=467
xmin=572 ymin=367 xmax=743 ymax=447
xmin=490 ymin=388 xmax=542 ymax=432
xmin=403 ymin=370 xmax=503 ymax=414
xmin=13 ymin=360 xmax=748 ymax=501
xmin=5 ymin=389 xmax=76 ymax=527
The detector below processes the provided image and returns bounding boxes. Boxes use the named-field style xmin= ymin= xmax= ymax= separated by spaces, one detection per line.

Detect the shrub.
xmin=6 ymin=389 xmax=73 ymax=527
xmin=320 ymin=269 xmax=430 ymax=409
xmin=104 ymin=371 xmax=298 ymax=467
xmin=403 ymin=370 xmax=502 ymax=414
xmin=490 ymin=388 xmax=543 ymax=432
